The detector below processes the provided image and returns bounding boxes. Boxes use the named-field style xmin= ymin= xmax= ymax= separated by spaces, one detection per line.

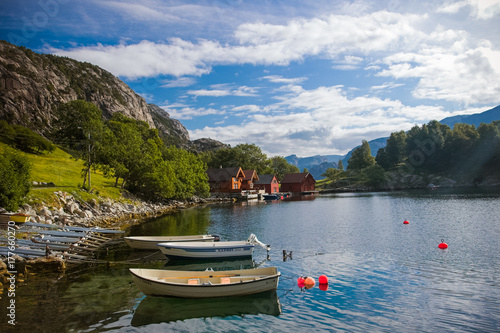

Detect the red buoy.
xmin=297 ymin=276 xmax=305 ymax=288
xmin=403 ymin=220 xmax=410 ymax=224
xmin=438 ymin=239 xmax=448 ymax=249
xmin=318 ymin=275 xmax=328 ymax=284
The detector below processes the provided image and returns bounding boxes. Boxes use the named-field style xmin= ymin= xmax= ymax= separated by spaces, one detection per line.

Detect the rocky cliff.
xmin=0 ymin=40 xmax=192 ymax=146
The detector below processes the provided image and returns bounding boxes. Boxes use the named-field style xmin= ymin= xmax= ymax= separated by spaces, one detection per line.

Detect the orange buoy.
xmin=403 ymin=220 xmax=410 ymax=224
xmin=304 ymin=276 xmax=315 ymax=286
xmin=318 ymin=274 xmax=328 ymax=284
xmin=438 ymin=239 xmax=448 ymax=249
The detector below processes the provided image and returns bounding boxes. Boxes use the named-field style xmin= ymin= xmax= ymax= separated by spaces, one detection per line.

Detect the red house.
xmin=254 ymin=174 xmax=280 ymax=194
xmin=206 ymin=167 xmax=245 ymax=193
xmin=280 ymin=172 xmax=316 ymax=193
xmin=241 ymin=170 xmax=259 ymax=191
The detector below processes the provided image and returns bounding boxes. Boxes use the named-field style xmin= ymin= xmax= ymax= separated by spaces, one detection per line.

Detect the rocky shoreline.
xmin=8 ymin=191 xmax=233 ymax=230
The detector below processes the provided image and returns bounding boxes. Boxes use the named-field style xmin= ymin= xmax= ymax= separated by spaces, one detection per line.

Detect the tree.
xmin=377 ymin=131 xmax=407 ymax=170
xmin=54 ymin=100 xmax=105 ymax=188
xmin=364 ymin=164 xmax=386 ymax=186
xmin=207 ymin=143 xmax=270 ymax=174
xmin=0 ymin=148 xmax=31 ymax=211
xmin=266 ymin=156 xmax=299 ymax=181
xmin=322 ymin=167 xmax=342 ymax=181
xmin=347 ymin=140 xmax=376 ymax=171
xmin=337 ymin=159 xmax=344 ymax=171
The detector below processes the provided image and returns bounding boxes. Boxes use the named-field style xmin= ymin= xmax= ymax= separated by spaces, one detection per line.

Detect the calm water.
xmin=2 ymin=188 xmax=500 ymax=332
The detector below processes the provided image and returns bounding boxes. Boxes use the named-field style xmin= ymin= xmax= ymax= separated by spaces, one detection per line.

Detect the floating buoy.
xmin=297 ymin=276 xmax=305 ymax=288
xmin=304 ymin=276 xmax=315 ymax=286
xmin=318 ymin=274 xmax=328 ymax=284
xmin=403 ymin=220 xmax=410 ymax=224
xmin=438 ymin=239 xmax=448 ymax=249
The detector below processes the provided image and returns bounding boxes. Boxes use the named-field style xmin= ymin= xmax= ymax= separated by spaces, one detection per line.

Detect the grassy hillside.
xmin=1 ymin=142 xmax=124 ymax=207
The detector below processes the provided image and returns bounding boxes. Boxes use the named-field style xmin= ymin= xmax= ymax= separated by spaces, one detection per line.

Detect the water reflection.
xmin=131 ymin=290 xmax=281 ymax=326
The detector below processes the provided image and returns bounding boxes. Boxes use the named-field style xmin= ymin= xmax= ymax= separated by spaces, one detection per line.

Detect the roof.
xmin=242 ymin=169 xmax=258 ymax=181
xmin=280 ymin=172 xmax=315 ymax=184
xmin=254 ymin=174 xmax=276 ymax=185
xmin=206 ymin=167 xmax=245 ymax=182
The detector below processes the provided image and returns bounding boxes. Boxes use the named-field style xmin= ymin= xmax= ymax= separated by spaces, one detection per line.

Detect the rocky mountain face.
xmin=0 ymin=41 xmax=200 ymax=148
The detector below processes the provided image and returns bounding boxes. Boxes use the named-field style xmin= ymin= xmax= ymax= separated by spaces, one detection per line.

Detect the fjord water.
xmin=3 ymin=189 xmax=500 ymax=332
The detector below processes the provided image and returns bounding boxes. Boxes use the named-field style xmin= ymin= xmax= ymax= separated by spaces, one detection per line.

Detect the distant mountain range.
xmin=286 ymin=105 xmax=500 ymax=180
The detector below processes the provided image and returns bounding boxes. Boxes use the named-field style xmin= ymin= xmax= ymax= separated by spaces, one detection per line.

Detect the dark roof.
xmin=280 ymin=172 xmax=315 ymax=184
xmin=255 ymin=174 xmax=276 ymax=185
xmin=242 ymin=169 xmax=258 ymax=181
xmin=206 ymin=167 xmax=244 ymax=182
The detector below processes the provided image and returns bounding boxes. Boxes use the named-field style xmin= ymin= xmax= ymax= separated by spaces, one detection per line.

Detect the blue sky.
xmin=1 ymin=0 xmax=500 ymax=157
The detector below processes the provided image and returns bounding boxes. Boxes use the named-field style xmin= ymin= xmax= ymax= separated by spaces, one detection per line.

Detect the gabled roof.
xmin=206 ymin=167 xmax=245 ymax=182
xmin=255 ymin=174 xmax=276 ymax=185
xmin=242 ymin=169 xmax=258 ymax=182
xmin=281 ymin=172 xmax=315 ymax=184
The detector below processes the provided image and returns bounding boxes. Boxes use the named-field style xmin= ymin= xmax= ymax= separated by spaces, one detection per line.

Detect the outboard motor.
xmin=247 ymin=234 xmax=271 ymax=253
xmin=212 ymin=234 xmax=221 ymax=242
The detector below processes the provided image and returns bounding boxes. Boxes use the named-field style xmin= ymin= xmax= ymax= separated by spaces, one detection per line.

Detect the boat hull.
xmin=157 ymin=241 xmax=255 ymax=259
xmin=124 ymin=235 xmax=217 ymax=250
xmin=129 ymin=267 xmax=280 ymax=298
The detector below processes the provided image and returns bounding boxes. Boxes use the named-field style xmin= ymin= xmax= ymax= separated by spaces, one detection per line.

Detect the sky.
xmin=1 ymin=0 xmax=500 ymax=157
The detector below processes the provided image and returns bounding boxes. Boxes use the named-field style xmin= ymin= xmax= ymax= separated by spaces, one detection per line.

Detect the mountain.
xmin=439 ymin=105 xmax=500 ymax=128
xmin=285 ymin=154 xmax=342 ymax=179
xmin=0 ymin=41 xmax=223 ymax=151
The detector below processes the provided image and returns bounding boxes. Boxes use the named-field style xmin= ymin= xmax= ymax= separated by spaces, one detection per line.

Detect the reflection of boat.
xmin=157 ymin=234 xmax=270 ymax=259
xmin=129 ymin=266 xmax=280 ymax=298
xmin=124 ymin=234 xmax=220 ymax=250
xmin=164 ymin=257 xmax=256 ymax=271
xmin=131 ymin=290 xmax=281 ymax=326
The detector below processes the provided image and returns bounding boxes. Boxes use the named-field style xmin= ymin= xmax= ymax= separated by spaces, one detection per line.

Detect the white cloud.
xmin=260 ymin=75 xmax=308 ymax=84
xmin=161 ymin=77 xmax=197 ymax=88
xmin=437 ymin=0 xmax=500 ymax=19
xmin=190 ymin=84 xmax=454 ymax=156
xmin=377 ymin=44 xmax=500 ymax=104
xmin=187 ymin=85 xmax=258 ymax=97
xmin=160 ymin=105 xmax=224 ymax=120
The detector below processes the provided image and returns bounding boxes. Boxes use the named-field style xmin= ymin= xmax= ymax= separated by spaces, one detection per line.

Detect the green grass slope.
xmin=1 ymin=142 xmax=123 ymax=206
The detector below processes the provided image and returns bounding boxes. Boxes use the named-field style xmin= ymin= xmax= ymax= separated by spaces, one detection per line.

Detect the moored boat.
xmin=124 ymin=234 xmax=220 ymax=250
xmin=129 ymin=266 xmax=280 ymax=298
xmin=156 ymin=234 xmax=270 ymax=260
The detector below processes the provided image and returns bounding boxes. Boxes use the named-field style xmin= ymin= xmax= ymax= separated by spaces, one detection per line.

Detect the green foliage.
xmin=347 ymin=140 xmax=376 ymax=171
xmin=322 ymin=167 xmax=343 ymax=181
xmin=207 ymin=143 xmax=270 ymax=174
xmin=265 ymin=156 xmax=300 ymax=181
xmin=337 ymin=159 xmax=344 ymax=171
xmin=377 ymin=120 xmax=500 ymax=181
xmin=376 ymin=131 xmax=406 ymax=170
xmin=364 ymin=164 xmax=386 ymax=186
xmin=0 ymin=120 xmax=55 ymax=154
xmin=0 ymin=147 xmax=32 ymax=211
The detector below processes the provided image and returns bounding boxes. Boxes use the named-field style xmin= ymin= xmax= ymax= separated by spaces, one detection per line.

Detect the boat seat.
xmin=187 ymin=278 xmax=200 ymax=285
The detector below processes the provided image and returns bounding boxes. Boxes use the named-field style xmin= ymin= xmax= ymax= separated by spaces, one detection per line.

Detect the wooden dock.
xmin=0 ymin=220 xmax=124 ymax=264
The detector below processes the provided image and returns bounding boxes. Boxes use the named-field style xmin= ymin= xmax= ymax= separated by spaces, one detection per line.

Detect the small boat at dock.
xmin=129 ymin=266 xmax=280 ymax=298
xmin=124 ymin=234 xmax=220 ymax=250
xmin=157 ymin=234 xmax=270 ymax=260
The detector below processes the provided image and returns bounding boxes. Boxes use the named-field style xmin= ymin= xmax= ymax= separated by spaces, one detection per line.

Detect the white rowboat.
xmin=124 ymin=234 xmax=219 ymax=250
xmin=129 ymin=266 xmax=280 ymax=298
xmin=156 ymin=234 xmax=269 ymax=259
